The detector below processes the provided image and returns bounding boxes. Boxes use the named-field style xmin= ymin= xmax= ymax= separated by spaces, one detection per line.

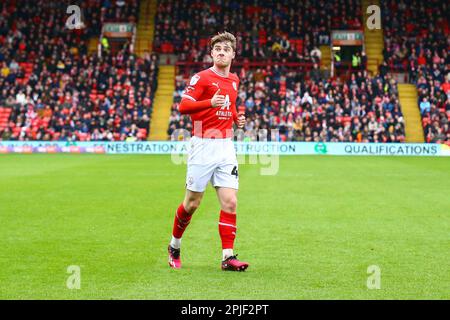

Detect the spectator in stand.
xmin=310 ymin=47 xmax=322 ymax=63
xmin=420 ymin=97 xmax=431 ymax=115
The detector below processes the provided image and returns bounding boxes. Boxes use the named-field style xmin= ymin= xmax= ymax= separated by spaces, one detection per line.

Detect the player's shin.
xmin=218 ymin=210 xmax=237 ymax=260
xmin=170 ymin=203 xmax=193 ymax=249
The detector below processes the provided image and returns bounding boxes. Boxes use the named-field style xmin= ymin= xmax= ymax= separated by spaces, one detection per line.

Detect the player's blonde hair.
xmin=210 ymin=31 xmax=236 ymax=52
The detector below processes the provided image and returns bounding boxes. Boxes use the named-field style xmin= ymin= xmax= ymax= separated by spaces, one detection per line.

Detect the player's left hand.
xmin=237 ymin=114 xmax=246 ymax=129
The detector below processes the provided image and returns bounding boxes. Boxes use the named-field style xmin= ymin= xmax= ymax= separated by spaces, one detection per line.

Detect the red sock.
xmin=172 ymin=204 xmax=192 ymax=239
xmin=218 ymin=210 xmax=237 ymax=249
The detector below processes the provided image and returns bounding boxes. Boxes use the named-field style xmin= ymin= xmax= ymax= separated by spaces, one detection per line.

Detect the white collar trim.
xmin=209 ymin=67 xmax=229 ymax=78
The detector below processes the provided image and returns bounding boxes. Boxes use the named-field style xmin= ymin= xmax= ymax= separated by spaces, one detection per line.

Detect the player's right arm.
xmin=179 ymin=73 xmax=224 ymax=114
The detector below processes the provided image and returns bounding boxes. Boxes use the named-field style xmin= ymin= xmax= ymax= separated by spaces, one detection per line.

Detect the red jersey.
xmin=181 ymin=67 xmax=240 ymax=138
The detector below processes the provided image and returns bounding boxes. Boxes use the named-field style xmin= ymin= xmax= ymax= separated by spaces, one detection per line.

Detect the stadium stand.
xmin=0 ymin=0 xmax=446 ymax=144
xmin=161 ymin=0 xmax=406 ymax=142
xmin=168 ymin=65 xmax=405 ymax=142
xmin=154 ymin=0 xmax=362 ymax=62
xmin=381 ymin=0 xmax=449 ymax=144
xmin=82 ymin=0 xmax=140 ymax=37
xmin=0 ymin=0 xmax=158 ymax=142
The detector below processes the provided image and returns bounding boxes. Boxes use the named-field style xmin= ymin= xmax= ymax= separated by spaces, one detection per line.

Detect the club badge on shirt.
xmin=190 ymin=74 xmax=200 ymax=86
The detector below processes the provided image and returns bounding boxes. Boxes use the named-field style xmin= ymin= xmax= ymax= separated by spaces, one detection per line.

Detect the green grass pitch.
xmin=0 ymin=154 xmax=449 ymax=299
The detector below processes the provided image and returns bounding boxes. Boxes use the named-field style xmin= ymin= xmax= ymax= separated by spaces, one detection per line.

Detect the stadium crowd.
xmin=0 ymin=0 xmax=158 ymax=142
xmin=161 ymin=0 xmax=404 ymax=142
xmin=82 ymin=0 xmax=140 ymax=38
xmin=381 ymin=0 xmax=449 ymax=143
xmin=0 ymin=0 xmax=446 ymax=144
xmin=169 ymin=66 xmax=406 ymax=143
xmin=164 ymin=0 xmax=406 ymax=143
xmin=154 ymin=0 xmax=362 ymax=63
xmin=167 ymin=0 xmax=447 ymax=144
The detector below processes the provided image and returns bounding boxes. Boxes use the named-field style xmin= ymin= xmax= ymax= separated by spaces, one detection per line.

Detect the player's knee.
xmin=185 ymin=198 xmax=201 ymax=213
xmin=222 ymin=197 xmax=237 ymax=213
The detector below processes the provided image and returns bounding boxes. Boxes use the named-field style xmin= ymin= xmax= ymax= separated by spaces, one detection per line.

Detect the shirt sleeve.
xmin=232 ymin=78 xmax=240 ymax=123
xmin=178 ymin=98 xmax=212 ymax=114
xmin=181 ymin=73 xmax=205 ymax=101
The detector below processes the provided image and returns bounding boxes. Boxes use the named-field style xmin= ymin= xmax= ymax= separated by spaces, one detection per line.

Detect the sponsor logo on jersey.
xmin=232 ymin=81 xmax=237 ymax=91
xmin=216 ymin=94 xmax=232 ymax=119
xmin=220 ymin=95 xmax=231 ymax=110
xmin=216 ymin=110 xmax=233 ymax=119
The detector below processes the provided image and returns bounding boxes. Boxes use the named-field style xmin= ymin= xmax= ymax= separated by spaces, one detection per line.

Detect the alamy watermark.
xmin=66 ymin=5 xmax=84 ymax=30
xmin=66 ymin=265 xmax=81 ymax=290
xmin=367 ymin=265 xmax=381 ymax=289
xmin=366 ymin=5 xmax=381 ymax=30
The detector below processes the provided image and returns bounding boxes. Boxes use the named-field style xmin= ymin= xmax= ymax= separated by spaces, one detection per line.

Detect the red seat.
xmin=78 ymin=132 xmax=88 ymax=141
xmin=343 ymin=116 xmax=352 ymax=124
xmin=199 ymin=38 xmax=208 ymax=48
xmin=291 ymin=39 xmax=303 ymax=53
xmin=52 ymin=132 xmax=61 ymax=140
xmin=161 ymin=42 xmax=174 ymax=54
xmin=137 ymin=128 xmax=148 ymax=139
xmin=422 ymin=118 xmax=430 ymax=126
xmin=161 ymin=42 xmax=170 ymax=53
